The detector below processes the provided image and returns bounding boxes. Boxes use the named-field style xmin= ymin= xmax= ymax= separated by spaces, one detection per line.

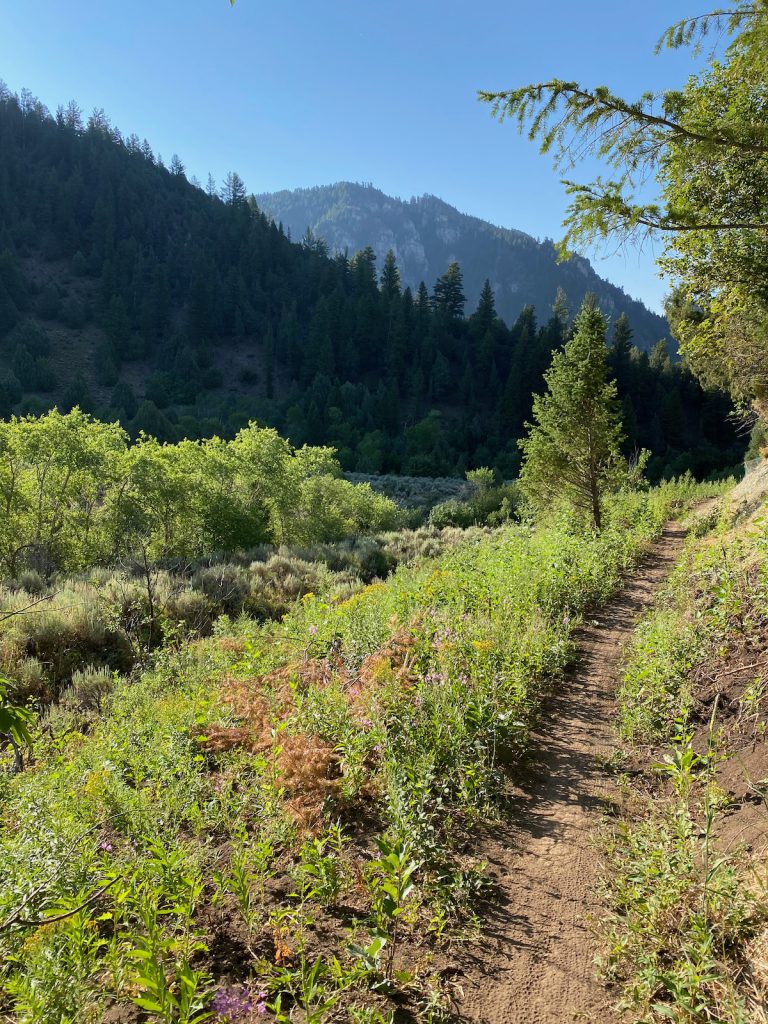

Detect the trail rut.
xmin=456 ymin=523 xmax=688 ymax=1024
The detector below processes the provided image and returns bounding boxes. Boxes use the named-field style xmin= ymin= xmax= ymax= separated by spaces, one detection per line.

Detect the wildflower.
xmin=99 ymin=841 xmax=113 ymax=853
xmin=308 ymin=624 xmax=318 ymax=636
xmin=212 ymin=984 xmax=263 ymax=1022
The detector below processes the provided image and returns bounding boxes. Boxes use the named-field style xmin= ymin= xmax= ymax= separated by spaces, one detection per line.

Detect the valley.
xmin=1 ymin=2 xmax=768 ymax=1021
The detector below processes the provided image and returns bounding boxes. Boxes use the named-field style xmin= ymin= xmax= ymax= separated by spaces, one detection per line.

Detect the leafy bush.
xmin=428 ymin=472 xmax=519 ymax=528
xmin=0 ymin=410 xmax=403 ymax=577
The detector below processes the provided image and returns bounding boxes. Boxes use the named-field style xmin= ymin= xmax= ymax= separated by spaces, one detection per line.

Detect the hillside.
xmin=0 ymin=86 xmax=743 ymax=478
xmin=255 ymin=182 xmax=668 ymax=351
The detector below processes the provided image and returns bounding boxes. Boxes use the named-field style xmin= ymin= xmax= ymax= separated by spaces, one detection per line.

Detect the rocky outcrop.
xmin=255 ymin=182 xmax=668 ymax=351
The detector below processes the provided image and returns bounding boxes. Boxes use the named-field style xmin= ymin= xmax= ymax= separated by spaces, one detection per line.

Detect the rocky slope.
xmin=255 ymin=182 xmax=668 ymax=350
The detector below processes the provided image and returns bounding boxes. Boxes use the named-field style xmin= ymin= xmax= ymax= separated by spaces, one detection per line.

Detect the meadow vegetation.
xmin=0 ymin=475 xmax=722 ymax=1024
xmin=0 ymin=524 xmax=493 ymax=707
xmin=603 ymin=495 xmax=768 ymax=1022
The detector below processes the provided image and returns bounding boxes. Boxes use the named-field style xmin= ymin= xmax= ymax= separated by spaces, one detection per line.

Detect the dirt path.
xmin=456 ymin=523 xmax=689 ymax=1024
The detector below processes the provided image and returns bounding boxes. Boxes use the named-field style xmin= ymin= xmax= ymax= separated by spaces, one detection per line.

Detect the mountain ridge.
xmin=255 ymin=181 xmax=668 ymax=350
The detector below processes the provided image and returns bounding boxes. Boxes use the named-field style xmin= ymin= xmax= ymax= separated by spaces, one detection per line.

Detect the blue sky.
xmin=0 ymin=1 xmax=707 ymax=312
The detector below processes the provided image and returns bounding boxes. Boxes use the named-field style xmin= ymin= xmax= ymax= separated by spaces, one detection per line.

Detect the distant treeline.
xmin=0 ymin=85 xmax=744 ymax=478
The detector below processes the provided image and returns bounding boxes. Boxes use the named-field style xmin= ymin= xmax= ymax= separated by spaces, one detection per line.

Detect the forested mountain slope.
xmin=255 ymin=182 xmax=668 ymax=350
xmin=0 ymin=86 xmax=743 ymax=478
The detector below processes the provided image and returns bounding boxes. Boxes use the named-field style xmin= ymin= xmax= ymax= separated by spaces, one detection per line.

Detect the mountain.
xmin=255 ymin=182 xmax=667 ymax=351
xmin=0 ymin=85 xmax=742 ymax=480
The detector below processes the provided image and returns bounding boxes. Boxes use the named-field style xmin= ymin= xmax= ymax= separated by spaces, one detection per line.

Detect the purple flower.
xmin=308 ymin=624 xmax=318 ymax=636
xmin=212 ymin=984 xmax=266 ymax=1022
xmin=99 ymin=841 xmax=113 ymax=853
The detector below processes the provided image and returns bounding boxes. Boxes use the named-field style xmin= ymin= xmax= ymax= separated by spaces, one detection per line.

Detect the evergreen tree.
xmin=650 ymin=338 xmax=673 ymax=374
xmin=432 ymin=261 xmax=465 ymax=320
xmin=380 ymin=250 xmax=401 ymax=300
xmin=0 ymin=281 xmax=19 ymax=337
xmin=264 ymin=326 xmax=275 ymax=399
xmin=61 ymin=376 xmax=95 ymax=414
xmin=519 ymin=299 xmax=625 ymax=531
xmin=111 ymin=380 xmax=138 ymax=419
xmin=220 ymin=171 xmax=247 ymax=207
xmin=612 ymin=312 xmax=633 ymax=357
xmin=471 ymin=280 xmax=497 ymax=335
xmin=551 ymin=286 xmax=570 ymax=327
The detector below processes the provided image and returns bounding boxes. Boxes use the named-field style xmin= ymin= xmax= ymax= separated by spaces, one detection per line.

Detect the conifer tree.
xmin=432 ymin=261 xmax=465 ymax=320
xmin=380 ymin=250 xmax=401 ymax=300
xmin=519 ymin=298 xmax=625 ymax=531
xmin=611 ymin=312 xmax=633 ymax=357
xmin=220 ymin=171 xmax=247 ymax=207
xmin=471 ymin=279 xmax=497 ymax=334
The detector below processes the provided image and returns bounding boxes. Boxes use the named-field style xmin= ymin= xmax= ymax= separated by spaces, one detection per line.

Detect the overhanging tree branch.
xmin=656 ymin=5 xmax=758 ymax=52
xmin=479 ymin=81 xmax=768 ymax=156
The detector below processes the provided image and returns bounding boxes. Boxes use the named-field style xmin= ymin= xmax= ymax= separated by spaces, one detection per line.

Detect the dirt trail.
xmin=456 ymin=523 xmax=689 ymax=1024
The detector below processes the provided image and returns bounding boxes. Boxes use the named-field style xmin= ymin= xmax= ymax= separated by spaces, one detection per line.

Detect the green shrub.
xmin=65 ymin=665 xmax=118 ymax=712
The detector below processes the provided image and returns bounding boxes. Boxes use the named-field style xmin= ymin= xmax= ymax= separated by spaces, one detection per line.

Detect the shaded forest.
xmin=0 ymin=85 xmax=744 ymax=479
xmin=255 ymin=181 xmax=670 ymax=348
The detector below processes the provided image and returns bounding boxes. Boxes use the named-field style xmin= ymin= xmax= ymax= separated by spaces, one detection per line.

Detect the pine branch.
xmin=656 ymin=6 xmax=758 ymax=53
xmin=480 ymin=81 xmax=768 ymax=157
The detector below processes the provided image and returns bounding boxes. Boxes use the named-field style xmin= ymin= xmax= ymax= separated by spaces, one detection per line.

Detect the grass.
xmin=0 ymin=525 xmax=489 ymax=706
xmin=604 ymin=493 xmax=768 ymax=1022
xmin=0 ymin=477 xmax=724 ymax=1023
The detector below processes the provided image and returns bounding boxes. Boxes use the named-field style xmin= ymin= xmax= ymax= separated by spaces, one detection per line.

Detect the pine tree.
xmin=350 ymin=247 xmax=378 ymax=296
xmin=0 ymin=280 xmax=18 ymax=337
xmin=609 ymin=312 xmax=634 ymax=394
xmin=471 ymin=280 xmax=497 ymax=334
xmin=650 ymin=338 xmax=673 ymax=374
xmin=264 ymin=326 xmax=275 ymax=399
xmin=612 ymin=312 xmax=633 ymax=357
xmin=111 ymin=380 xmax=138 ymax=419
xmin=551 ymin=286 xmax=569 ymax=327
xmin=380 ymin=250 xmax=401 ymax=300
xmin=432 ymin=261 xmax=465 ymax=320
xmin=220 ymin=171 xmax=247 ymax=207
xmin=518 ymin=298 xmax=625 ymax=531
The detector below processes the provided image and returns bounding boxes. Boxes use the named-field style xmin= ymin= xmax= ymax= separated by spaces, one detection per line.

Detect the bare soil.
xmin=455 ymin=524 xmax=690 ymax=1024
